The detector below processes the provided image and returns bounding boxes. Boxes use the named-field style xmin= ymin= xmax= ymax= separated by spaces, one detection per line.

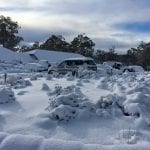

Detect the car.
xmin=121 ymin=65 xmax=144 ymax=73
xmin=103 ymin=61 xmax=124 ymax=70
xmin=25 ymin=62 xmax=48 ymax=72
xmin=48 ymin=57 xmax=97 ymax=75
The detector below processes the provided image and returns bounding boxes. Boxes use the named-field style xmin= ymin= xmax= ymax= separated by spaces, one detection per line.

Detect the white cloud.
xmin=0 ymin=0 xmax=150 ymax=51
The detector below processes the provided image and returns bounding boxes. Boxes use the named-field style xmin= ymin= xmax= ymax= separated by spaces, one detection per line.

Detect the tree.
xmin=40 ymin=35 xmax=69 ymax=51
xmin=70 ymin=34 xmax=95 ymax=57
xmin=105 ymin=46 xmax=117 ymax=61
xmin=94 ymin=49 xmax=106 ymax=63
xmin=0 ymin=15 xmax=23 ymax=49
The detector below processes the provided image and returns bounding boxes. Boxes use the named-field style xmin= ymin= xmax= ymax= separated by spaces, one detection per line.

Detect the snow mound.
xmin=4 ymin=74 xmax=32 ymax=89
xmin=41 ymin=83 xmax=50 ymax=91
xmin=0 ymin=85 xmax=15 ymax=104
xmin=47 ymin=85 xmax=94 ymax=121
xmin=0 ymin=132 xmax=85 ymax=150
xmin=116 ymin=129 xmax=141 ymax=144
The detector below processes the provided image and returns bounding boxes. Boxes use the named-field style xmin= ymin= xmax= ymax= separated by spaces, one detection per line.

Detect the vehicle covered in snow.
xmin=121 ymin=65 xmax=144 ymax=73
xmin=24 ymin=62 xmax=48 ymax=72
xmin=103 ymin=61 xmax=124 ymax=70
xmin=48 ymin=57 xmax=97 ymax=75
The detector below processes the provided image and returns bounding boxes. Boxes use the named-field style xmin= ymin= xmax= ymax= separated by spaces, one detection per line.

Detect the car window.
xmin=58 ymin=61 xmax=66 ymax=67
xmin=84 ymin=60 xmax=95 ymax=65
xmin=66 ymin=60 xmax=73 ymax=66
xmin=74 ymin=60 xmax=83 ymax=65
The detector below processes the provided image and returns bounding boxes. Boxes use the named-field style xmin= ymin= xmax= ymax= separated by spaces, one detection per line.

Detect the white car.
xmin=48 ymin=57 xmax=97 ymax=75
xmin=121 ymin=65 xmax=144 ymax=73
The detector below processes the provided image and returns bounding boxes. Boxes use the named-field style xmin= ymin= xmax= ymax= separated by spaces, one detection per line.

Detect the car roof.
xmin=63 ymin=57 xmax=94 ymax=61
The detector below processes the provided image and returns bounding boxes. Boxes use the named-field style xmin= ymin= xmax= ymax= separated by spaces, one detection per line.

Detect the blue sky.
xmin=0 ymin=0 xmax=150 ymax=53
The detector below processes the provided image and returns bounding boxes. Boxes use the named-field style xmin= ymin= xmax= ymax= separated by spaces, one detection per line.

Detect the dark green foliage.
xmin=70 ymin=34 xmax=95 ymax=57
xmin=40 ymin=34 xmax=95 ymax=57
xmin=0 ymin=15 xmax=23 ymax=49
xmin=40 ymin=35 xmax=69 ymax=51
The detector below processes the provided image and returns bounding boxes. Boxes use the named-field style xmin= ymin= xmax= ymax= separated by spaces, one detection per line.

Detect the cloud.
xmin=1 ymin=0 xmax=150 ymax=52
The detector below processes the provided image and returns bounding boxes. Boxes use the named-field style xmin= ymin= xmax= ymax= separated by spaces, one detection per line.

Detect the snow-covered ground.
xmin=0 ymin=47 xmax=150 ymax=149
xmin=0 ymin=70 xmax=150 ymax=149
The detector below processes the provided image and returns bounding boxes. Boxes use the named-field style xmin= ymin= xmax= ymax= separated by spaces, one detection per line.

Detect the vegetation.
xmin=0 ymin=15 xmax=23 ymax=50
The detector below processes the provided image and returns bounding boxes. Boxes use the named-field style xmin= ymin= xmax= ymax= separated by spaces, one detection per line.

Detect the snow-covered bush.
xmin=77 ymin=66 xmax=96 ymax=79
xmin=41 ymin=83 xmax=50 ymax=91
xmin=96 ymin=95 xmax=113 ymax=109
xmin=0 ymin=85 xmax=15 ymax=104
xmin=49 ymin=104 xmax=77 ymax=121
xmin=95 ymin=94 xmax=125 ymax=117
xmin=48 ymin=84 xmax=62 ymax=96
xmin=30 ymin=76 xmax=37 ymax=81
xmin=4 ymin=74 xmax=32 ymax=89
xmin=6 ymin=75 xmax=22 ymax=85
xmin=13 ymin=79 xmax=32 ymax=89
xmin=47 ymin=85 xmax=94 ymax=122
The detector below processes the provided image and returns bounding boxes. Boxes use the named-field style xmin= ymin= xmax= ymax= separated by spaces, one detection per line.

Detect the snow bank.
xmin=0 ymin=85 xmax=15 ymax=104
xmin=0 ymin=132 xmax=150 ymax=150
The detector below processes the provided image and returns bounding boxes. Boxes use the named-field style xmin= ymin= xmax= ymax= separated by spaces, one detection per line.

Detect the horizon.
xmin=1 ymin=0 xmax=150 ymax=53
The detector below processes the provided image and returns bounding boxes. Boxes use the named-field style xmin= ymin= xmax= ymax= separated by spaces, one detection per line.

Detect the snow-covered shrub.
xmin=122 ymin=91 xmax=150 ymax=124
xmin=48 ymin=84 xmax=62 ymax=96
xmin=13 ymin=79 xmax=32 ymax=89
xmin=78 ymin=66 xmax=96 ymax=79
xmin=47 ymin=85 xmax=93 ymax=122
xmin=95 ymin=94 xmax=125 ymax=117
xmin=96 ymin=95 xmax=114 ymax=109
xmin=30 ymin=76 xmax=37 ymax=81
xmin=41 ymin=83 xmax=50 ymax=91
xmin=96 ymin=109 xmax=111 ymax=117
xmin=5 ymin=74 xmax=32 ymax=89
xmin=49 ymin=104 xmax=77 ymax=121
xmin=79 ymin=101 xmax=96 ymax=112
xmin=0 ymin=85 xmax=15 ymax=104
xmin=6 ymin=75 xmax=22 ymax=85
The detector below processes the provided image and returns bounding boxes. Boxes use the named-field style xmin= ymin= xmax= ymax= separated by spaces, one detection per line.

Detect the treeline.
xmin=1 ymin=15 xmax=150 ymax=69
xmin=94 ymin=41 xmax=150 ymax=70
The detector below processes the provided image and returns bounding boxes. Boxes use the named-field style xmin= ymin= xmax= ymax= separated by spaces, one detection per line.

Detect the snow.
xmin=0 ymin=46 xmax=84 ymax=65
xmin=0 ymin=85 xmax=15 ymax=104
xmin=27 ymin=49 xmax=85 ymax=64
xmin=0 ymin=47 xmax=150 ymax=149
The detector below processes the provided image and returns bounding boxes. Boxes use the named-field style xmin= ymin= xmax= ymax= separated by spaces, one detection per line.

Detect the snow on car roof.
xmin=63 ymin=57 xmax=94 ymax=61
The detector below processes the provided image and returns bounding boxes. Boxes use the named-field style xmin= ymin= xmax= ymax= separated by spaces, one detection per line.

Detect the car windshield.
xmin=84 ymin=60 xmax=95 ymax=65
xmin=58 ymin=59 xmax=95 ymax=67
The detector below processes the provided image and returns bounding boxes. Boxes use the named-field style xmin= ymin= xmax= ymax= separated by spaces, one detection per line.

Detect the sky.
xmin=0 ymin=0 xmax=150 ymax=53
